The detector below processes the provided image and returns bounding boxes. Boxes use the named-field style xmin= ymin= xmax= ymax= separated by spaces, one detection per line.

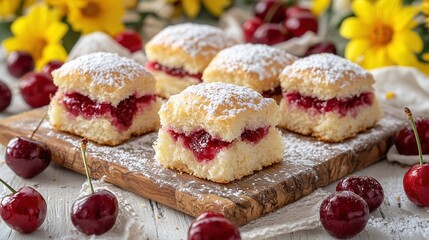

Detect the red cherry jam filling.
xmin=146 ymin=61 xmax=202 ymax=81
xmin=62 ymin=92 xmax=156 ymax=130
xmin=168 ymin=126 xmax=270 ymax=162
xmin=285 ymin=92 xmax=374 ymax=116
xmin=262 ymin=85 xmax=282 ymax=98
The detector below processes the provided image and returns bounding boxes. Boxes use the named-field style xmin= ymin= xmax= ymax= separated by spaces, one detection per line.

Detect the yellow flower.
xmin=167 ymin=0 xmax=232 ymax=18
xmin=44 ymin=0 xmax=69 ymax=15
xmin=424 ymin=0 xmax=429 ymax=26
xmin=2 ymin=4 xmax=68 ymax=69
xmin=312 ymin=0 xmax=330 ymax=17
xmin=66 ymin=0 xmax=125 ymax=35
xmin=340 ymin=0 xmax=428 ymax=73
xmin=123 ymin=0 xmax=138 ymax=9
xmin=0 ymin=0 xmax=35 ymax=19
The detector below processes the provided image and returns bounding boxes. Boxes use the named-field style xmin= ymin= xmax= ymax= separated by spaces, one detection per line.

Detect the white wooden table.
xmin=1 ymin=57 xmax=428 ymax=240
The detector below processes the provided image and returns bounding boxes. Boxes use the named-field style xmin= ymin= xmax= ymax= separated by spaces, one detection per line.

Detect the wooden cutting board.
xmin=0 ymin=108 xmax=404 ymax=225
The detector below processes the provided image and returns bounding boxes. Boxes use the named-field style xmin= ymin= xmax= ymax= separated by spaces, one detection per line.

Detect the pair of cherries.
xmin=395 ymin=108 xmax=429 ymax=207
xmin=5 ymin=51 xmax=61 ymax=109
xmin=1 ymin=114 xmax=50 ymax=233
xmin=320 ymin=176 xmax=384 ymax=239
xmin=2 ymin=117 xmax=117 ymax=235
xmin=0 ymin=59 xmax=60 ymax=112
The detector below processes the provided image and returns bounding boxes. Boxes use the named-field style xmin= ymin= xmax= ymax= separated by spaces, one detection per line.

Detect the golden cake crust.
xmin=280 ymin=53 xmax=374 ymax=100
xmin=159 ymin=82 xmax=279 ymax=142
xmin=145 ymin=23 xmax=236 ymax=74
xmin=203 ymin=44 xmax=297 ymax=93
xmin=52 ymin=52 xmax=155 ymax=106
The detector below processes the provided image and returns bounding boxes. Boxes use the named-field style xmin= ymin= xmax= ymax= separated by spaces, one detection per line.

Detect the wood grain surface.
xmin=0 ymin=108 xmax=404 ymax=225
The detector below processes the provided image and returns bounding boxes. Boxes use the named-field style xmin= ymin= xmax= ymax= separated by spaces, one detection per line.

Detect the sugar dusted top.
xmin=146 ymin=23 xmax=236 ymax=57
xmin=208 ymin=44 xmax=297 ymax=80
xmin=160 ymin=82 xmax=278 ymax=141
xmin=173 ymin=83 xmax=272 ymax=118
xmin=55 ymin=52 xmax=150 ymax=88
xmin=53 ymin=52 xmax=156 ymax=106
xmin=282 ymin=53 xmax=372 ymax=88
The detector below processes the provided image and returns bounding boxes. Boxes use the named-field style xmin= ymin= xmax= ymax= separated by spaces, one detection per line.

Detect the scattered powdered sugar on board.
xmin=282 ymin=53 xmax=371 ymax=88
xmin=208 ymin=44 xmax=297 ymax=80
xmin=147 ymin=23 xmax=235 ymax=57
xmin=166 ymin=82 xmax=273 ymax=118
xmin=54 ymin=52 xmax=150 ymax=88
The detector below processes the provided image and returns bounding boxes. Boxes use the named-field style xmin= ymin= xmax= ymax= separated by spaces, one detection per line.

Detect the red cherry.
xmin=284 ymin=13 xmax=318 ymax=37
xmin=114 ymin=29 xmax=143 ymax=53
xmin=71 ymin=190 xmax=119 ymax=235
xmin=320 ymin=191 xmax=369 ymax=239
xmin=5 ymin=114 xmax=51 ymax=178
xmin=41 ymin=60 xmax=63 ymax=77
xmin=0 ymin=80 xmax=12 ymax=112
xmin=304 ymin=42 xmax=337 ymax=56
xmin=19 ymin=72 xmax=57 ymax=108
xmin=403 ymin=163 xmax=429 ymax=207
xmin=254 ymin=0 xmax=286 ymax=23
xmin=0 ymin=181 xmax=47 ymax=234
xmin=394 ymin=118 xmax=429 ymax=155
xmin=6 ymin=137 xmax=51 ymax=179
xmin=195 ymin=211 xmax=225 ymax=221
xmin=188 ymin=211 xmax=241 ymax=240
xmin=402 ymin=108 xmax=429 ymax=207
xmin=242 ymin=17 xmax=263 ymax=43
xmin=252 ymin=23 xmax=290 ymax=46
xmin=6 ymin=51 xmax=35 ymax=78
xmin=71 ymin=140 xmax=119 ymax=235
xmin=285 ymin=6 xmax=312 ymax=19
xmin=336 ymin=176 xmax=384 ymax=212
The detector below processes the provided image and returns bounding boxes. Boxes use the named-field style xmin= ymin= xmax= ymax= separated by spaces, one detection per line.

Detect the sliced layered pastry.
xmin=279 ymin=53 xmax=382 ymax=142
xmin=48 ymin=52 xmax=162 ymax=146
xmin=203 ymin=43 xmax=296 ymax=102
xmin=154 ymin=82 xmax=283 ymax=183
xmin=145 ymin=23 xmax=236 ymax=98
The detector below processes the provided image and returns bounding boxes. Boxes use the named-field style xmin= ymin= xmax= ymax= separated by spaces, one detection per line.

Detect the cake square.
xmin=279 ymin=53 xmax=382 ymax=142
xmin=154 ymin=82 xmax=284 ymax=183
xmin=48 ymin=52 xmax=162 ymax=146
xmin=145 ymin=23 xmax=237 ymax=98
xmin=203 ymin=43 xmax=297 ymax=102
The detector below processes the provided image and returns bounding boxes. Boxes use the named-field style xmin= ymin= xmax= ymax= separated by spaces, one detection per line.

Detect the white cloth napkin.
xmin=371 ymin=67 xmax=429 ymax=166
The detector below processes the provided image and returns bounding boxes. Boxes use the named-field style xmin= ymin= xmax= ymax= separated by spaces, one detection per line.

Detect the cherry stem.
xmin=264 ymin=2 xmax=281 ymax=22
xmin=404 ymin=107 xmax=424 ymax=166
xmin=81 ymin=139 xmax=94 ymax=194
xmin=0 ymin=178 xmax=16 ymax=194
xmin=30 ymin=111 xmax=48 ymax=140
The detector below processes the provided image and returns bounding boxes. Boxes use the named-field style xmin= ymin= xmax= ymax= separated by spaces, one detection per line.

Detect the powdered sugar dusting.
xmin=55 ymin=52 xmax=150 ymax=88
xmin=147 ymin=23 xmax=235 ymax=57
xmin=168 ymin=82 xmax=273 ymax=118
xmin=282 ymin=53 xmax=371 ymax=88
xmin=208 ymin=44 xmax=297 ymax=80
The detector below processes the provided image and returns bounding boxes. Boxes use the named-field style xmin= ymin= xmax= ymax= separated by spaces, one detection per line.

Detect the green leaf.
xmin=0 ymin=21 xmax=12 ymax=43
xmin=62 ymin=26 xmax=81 ymax=53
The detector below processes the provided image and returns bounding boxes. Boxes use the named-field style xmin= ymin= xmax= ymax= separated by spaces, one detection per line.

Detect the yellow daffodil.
xmin=167 ymin=0 xmax=232 ymax=18
xmin=66 ymin=0 xmax=125 ymax=35
xmin=0 ymin=0 xmax=35 ymax=19
xmin=2 ymin=4 xmax=68 ymax=69
xmin=340 ymin=0 xmax=426 ymax=72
